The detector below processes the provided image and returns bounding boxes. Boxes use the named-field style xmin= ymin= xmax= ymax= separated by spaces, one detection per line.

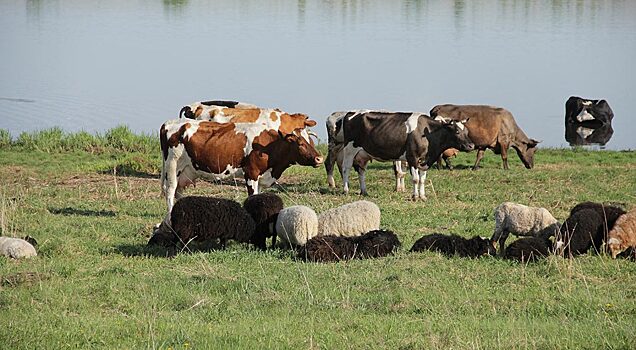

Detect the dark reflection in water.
xmin=565 ymin=121 xmax=614 ymax=148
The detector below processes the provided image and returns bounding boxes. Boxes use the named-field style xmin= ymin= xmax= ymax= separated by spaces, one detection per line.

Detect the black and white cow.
xmin=339 ymin=111 xmax=474 ymax=200
xmin=565 ymin=96 xmax=614 ymax=124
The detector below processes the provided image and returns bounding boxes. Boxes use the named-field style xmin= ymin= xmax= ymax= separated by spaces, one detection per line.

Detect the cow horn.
xmin=308 ymin=131 xmax=318 ymax=139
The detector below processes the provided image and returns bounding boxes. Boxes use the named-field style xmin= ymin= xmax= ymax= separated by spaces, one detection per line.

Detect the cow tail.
xmin=159 ymin=125 xmax=168 ymax=198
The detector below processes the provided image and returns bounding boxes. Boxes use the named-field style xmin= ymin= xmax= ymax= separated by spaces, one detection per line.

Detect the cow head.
xmin=607 ymin=237 xmax=627 ymax=259
xmin=278 ymin=129 xmax=324 ymax=167
xmin=444 ymin=119 xmax=474 ymax=152
xmin=513 ymin=139 xmax=540 ymax=169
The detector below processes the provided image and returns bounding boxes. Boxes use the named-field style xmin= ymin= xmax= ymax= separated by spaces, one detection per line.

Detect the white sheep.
xmin=317 ymin=200 xmax=381 ymax=237
xmin=276 ymin=205 xmax=319 ymax=247
xmin=0 ymin=237 xmax=37 ymax=259
xmin=491 ymin=202 xmax=559 ymax=254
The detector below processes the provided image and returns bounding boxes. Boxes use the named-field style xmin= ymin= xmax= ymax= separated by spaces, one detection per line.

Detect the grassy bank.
xmin=1 ymin=127 xmax=635 ymax=349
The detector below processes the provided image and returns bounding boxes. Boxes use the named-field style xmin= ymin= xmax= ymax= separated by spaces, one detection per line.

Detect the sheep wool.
xmin=491 ymin=202 xmax=559 ymax=253
xmin=148 ymin=196 xmax=255 ymax=248
xmin=410 ymin=233 xmax=496 ymax=258
xmin=299 ymin=229 xmax=400 ymax=262
xmin=0 ymin=237 xmax=37 ymax=259
xmin=276 ymin=205 xmax=318 ymax=246
xmin=504 ymin=237 xmax=551 ymax=263
xmin=243 ymin=193 xmax=284 ymax=250
xmin=558 ymin=209 xmax=603 ymax=256
xmin=317 ymin=200 xmax=381 ymax=237
xmin=570 ymin=201 xmax=626 ymax=252
xmin=607 ymin=208 xmax=636 ymax=258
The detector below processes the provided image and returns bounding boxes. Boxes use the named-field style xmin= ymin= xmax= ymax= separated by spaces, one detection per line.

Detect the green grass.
xmin=1 ymin=127 xmax=635 ymax=349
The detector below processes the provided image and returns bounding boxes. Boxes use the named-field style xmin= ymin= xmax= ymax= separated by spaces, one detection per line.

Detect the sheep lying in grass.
xmin=243 ymin=193 xmax=284 ymax=250
xmin=410 ymin=233 xmax=496 ymax=258
xmin=0 ymin=236 xmax=37 ymax=259
xmin=276 ymin=205 xmax=318 ymax=247
xmin=569 ymin=201 xmax=626 ymax=253
xmin=491 ymin=202 xmax=560 ymax=254
xmin=504 ymin=236 xmax=552 ymax=263
xmin=148 ymin=196 xmax=255 ymax=249
xmin=317 ymin=200 xmax=381 ymax=237
xmin=298 ymin=229 xmax=400 ymax=262
xmin=557 ymin=209 xmax=604 ymax=257
xmin=607 ymin=208 xmax=636 ymax=259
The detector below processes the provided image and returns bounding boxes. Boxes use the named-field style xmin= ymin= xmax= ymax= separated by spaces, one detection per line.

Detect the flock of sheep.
xmin=141 ymin=190 xmax=636 ymax=263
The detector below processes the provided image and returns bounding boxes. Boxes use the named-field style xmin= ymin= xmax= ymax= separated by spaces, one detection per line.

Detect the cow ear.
xmin=461 ymin=118 xmax=469 ymax=123
xmin=304 ymin=119 xmax=317 ymax=127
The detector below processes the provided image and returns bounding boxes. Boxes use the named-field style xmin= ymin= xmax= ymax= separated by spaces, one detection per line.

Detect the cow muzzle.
xmin=461 ymin=142 xmax=475 ymax=152
xmin=313 ymin=156 xmax=324 ymax=167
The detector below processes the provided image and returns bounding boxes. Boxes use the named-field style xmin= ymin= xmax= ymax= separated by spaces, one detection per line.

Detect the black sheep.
xmin=570 ymin=202 xmax=626 ymax=253
xmin=148 ymin=196 xmax=255 ymax=248
xmin=410 ymin=233 xmax=496 ymax=258
xmin=298 ymin=229 xmax=400 ymax=262
xmin=504 ymin=237 xmax=551 ymax=263
xmin=558 ymin=208 xmax=603 ymax=256
xmin=243 ymin=193 xmax=284 ymax=250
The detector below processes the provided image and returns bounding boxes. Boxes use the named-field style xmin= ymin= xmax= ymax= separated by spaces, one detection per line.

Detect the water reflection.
xmin=565 ymin=121 xmax=613 ymax=148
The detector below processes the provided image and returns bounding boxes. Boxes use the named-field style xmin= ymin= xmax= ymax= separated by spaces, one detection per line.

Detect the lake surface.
xmin=1 ymin=0 xmax=635 ymax=149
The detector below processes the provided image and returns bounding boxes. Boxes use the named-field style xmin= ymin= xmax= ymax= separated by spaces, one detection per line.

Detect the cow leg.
xmin=393 ymin=161 xmax=406 ymax=192
xmin=410 ymin=166 xmax=421 ymax=201
xmin=326 ymin=144 xmax=338 ymax=188
xmin=500 ymin=146 xmax=509 ymax=170
xmin=473 ymin=149 xmax=485 ymax=170
xmin=445 ymin=157 xmax=453 ymax=170
xmin=341 ymin=143 xmax=358 ymax=194
xmin=418 ymin=170 xmax=427 ymax=200
xmin=358 ymin=166 xmax=368 ymax=196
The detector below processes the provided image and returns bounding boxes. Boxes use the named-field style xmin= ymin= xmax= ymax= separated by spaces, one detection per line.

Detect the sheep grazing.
xmin=243 ymin=193 xmax=284 ymax=250
xmin=148 ymin=196 xmax=255 ymax=248
xmin=607 ymin=208 xmax=636 ymax=259
xmin=0 ymin=236 xmax=37 ymax=259
xmin=410 ymin=233 xmax=496 ymax=258
xmin=504 ymin=237 xmax=551 ymax=263
xmin=276 ymin=205 xmax=319 ymax=247
xmin=298 ymin=229 xmax=400 ymax=262
xmin=570 ymin=201 xmax=626 ymax=253
xmin=317 ymin=200 xmax=381 ymax=237
xmin=491 ymin=202 xmax=560 ymax=254
xmin=557 ymin=209 xmax=604 ymax=257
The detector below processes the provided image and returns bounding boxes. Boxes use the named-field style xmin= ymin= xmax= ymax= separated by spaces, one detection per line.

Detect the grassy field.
xmin=0 ymin=127 xmax=635 ymax=349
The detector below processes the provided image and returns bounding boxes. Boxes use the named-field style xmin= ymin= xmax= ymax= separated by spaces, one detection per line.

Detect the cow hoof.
xmin=359 ymin=191 xmax=369 ymax=197
xmin=472 ymin=166 xmax=480 ymax=171
xmin=420 ymin=196 xmax=428 ymax=201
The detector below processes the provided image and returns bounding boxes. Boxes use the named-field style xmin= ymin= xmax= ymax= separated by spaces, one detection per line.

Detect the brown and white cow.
xmin=160 ymin=109 xmax=322 ymax=218
xmin=179 ymin=100 xmax=260 ymax=120
xmin=430 ymin=104 xmax=540 ymax=170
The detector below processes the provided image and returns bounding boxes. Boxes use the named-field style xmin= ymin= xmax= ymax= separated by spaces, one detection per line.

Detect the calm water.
xmin=1 ymin=0 xmax=635 ymax=149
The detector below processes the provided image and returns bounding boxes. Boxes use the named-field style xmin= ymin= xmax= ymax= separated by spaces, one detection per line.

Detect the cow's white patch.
xmin=183 ymin=122 xmax=200 ymax=140
xmin=433 ymin=115 xmax=448 ymax=123
xmin=576 ymin=126 xmax=594 ymax=139
xmin=576 ymin=109 xmax=595 ymax=122
xmin=258 ymin=169 xmax=276 ymax=187
xmin=457 ymin=122 xmax=465 ymax=131
xmin=233 ymin=109 xmax=283 ymax=155
xmin=405 ymin=113 xmax=420 ymax=134
xmin=582 ymin=101 xmax=593 ymax=106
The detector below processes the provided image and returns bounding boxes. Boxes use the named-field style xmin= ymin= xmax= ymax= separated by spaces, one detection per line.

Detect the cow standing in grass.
xmin=430 ymin=104 xmax=539 ymax=170
xmin=159 ymin=108 xmax=322 ymax=219
xmin=339 ymin=111 xmax=474 ymax=200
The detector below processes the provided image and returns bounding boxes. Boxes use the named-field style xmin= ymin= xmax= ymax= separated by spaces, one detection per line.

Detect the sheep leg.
xmin=473 ymin=149 xmax=485 ymax=170
xmin=495 ymin=230 xmax=509 ymax=255
xmin=445 ymin=157 xmax=453 ymax=170
xmin=270 ymin=235 xmax=277 ymax=249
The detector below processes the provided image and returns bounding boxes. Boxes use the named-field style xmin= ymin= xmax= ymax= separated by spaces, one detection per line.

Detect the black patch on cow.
xmin=201 ymin=100 xmax=240 ymax=108
xmin=224 ymin=169 xmax=230 ymax=175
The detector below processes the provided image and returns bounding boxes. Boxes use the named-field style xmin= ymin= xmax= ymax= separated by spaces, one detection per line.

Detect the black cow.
xmin=565 ymin=96 xmax=614 ymax=124
xmin=340 ymin=111 xmax=474 ymax=200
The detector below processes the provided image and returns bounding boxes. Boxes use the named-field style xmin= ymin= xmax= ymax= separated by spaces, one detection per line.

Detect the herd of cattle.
xmin=146 ymin=96 xmax=628 ymax=262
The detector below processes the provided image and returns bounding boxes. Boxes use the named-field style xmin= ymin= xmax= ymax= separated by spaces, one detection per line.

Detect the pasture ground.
xmin=1 ymin=127 xmax=635 ymax=349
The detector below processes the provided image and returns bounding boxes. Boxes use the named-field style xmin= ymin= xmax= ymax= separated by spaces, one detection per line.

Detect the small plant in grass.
xmin=0 ymin=129 xmax=11 ymax=149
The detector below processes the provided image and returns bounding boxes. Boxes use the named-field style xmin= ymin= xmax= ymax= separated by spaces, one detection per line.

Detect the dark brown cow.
xmin=430 ymin=104 xmax=540 ymax=170
xmin=159 ymin=110 xmax=322 ymax=220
